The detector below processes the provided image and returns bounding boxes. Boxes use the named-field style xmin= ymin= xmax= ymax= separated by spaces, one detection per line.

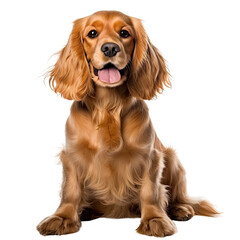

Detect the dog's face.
xmin=83 ymin=11 xmax=134 ymax=87
xmin=49 ymin=11 xmax=170 ymax=100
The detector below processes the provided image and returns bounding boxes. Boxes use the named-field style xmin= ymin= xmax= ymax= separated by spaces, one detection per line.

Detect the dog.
xmin=37 ymin=11 xmax=218 ymax=237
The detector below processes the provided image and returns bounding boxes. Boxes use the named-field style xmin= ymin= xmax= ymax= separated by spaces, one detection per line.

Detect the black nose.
xmin=101 ymin=42 xmax=120 ymax=57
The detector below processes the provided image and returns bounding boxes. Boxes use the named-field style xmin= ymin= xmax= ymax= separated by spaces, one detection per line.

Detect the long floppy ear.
xmin=49 ymin=18 xmax=93 ymax=100
xmin=127 ymin=18 xmax=171 ymax=100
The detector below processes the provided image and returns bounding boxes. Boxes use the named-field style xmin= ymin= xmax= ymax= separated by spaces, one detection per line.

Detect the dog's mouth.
xmin=93 ymin=63 xmax=126 ymax=84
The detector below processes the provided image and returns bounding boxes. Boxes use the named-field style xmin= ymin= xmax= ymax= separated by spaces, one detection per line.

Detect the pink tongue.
xmin=98 ymin=67 xmax=121 ymax=84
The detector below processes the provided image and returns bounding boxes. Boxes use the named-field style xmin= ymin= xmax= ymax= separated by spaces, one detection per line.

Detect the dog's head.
xmin=49 ymin=11 xmax=170 ymax=100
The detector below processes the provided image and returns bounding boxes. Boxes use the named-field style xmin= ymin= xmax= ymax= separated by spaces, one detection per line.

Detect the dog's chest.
xmin=84 ymin=147 xmax=145 ymax=205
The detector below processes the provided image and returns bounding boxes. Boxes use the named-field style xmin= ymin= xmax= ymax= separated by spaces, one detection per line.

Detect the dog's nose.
xmin=101 ymin=43 xmax=120 ymax=57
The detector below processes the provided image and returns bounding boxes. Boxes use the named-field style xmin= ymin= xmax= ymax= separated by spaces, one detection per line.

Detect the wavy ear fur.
xmin=49 ymin=18 xmax=93 ymax=100
xmin=128 ymin=17 xmax=171 ymax=100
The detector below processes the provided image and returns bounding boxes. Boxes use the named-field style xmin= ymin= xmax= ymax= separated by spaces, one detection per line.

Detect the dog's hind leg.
xmin=162 ymin=147 xmax=219 ymax=221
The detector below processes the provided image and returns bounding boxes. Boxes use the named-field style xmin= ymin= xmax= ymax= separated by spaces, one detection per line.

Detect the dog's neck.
xmin=85 ymin=83 xmax=131 ymax=113
xmin=83 ymin=84 xmax=132 ymax=150
xmin=81 ymin=83 xmax=139 ymax=150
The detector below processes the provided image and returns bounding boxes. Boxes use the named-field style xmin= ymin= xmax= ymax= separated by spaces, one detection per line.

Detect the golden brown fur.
xmin=37 ymin=11 xmax=218 ymax=237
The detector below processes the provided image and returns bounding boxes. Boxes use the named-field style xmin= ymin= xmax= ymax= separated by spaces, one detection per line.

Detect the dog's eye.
xmin=120 ymin=30 xmax=130 ymax=38
xmin=87 ymin=30 xmax=98 ymax=38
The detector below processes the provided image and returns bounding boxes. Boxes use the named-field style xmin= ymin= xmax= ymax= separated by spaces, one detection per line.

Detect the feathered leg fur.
xmin=162 ymin=147 xmax=219 ymax=221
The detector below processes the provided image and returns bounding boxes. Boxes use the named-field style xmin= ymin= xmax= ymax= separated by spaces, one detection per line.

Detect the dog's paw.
xmin=137 ymin=216 xmax=176 ymax=237
xmin=169 ymin=203 xmax=194 ymax=221
xmin=37 ymin=215 xmax=81 ymax=235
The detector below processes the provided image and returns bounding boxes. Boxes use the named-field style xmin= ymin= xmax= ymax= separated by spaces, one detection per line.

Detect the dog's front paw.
xmin=37 ymin=215 xmax=81 ymax=236
xmin=137 ymin=216 xmax=176 ymax=237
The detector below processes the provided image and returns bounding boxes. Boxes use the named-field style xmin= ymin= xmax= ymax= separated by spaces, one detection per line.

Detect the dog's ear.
xmin=49 ymin=18 xmax=93 ymax=100
xmin=127 ymin=17 xmax=171 ymax=100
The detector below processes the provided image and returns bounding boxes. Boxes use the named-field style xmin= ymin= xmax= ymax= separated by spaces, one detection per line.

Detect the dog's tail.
xmin=188 ymin=199 xmax=220 ymax=217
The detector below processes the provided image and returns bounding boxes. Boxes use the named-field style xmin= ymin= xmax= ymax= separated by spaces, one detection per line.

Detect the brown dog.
xmin=37 ymin=11 xmax=218 ymax=237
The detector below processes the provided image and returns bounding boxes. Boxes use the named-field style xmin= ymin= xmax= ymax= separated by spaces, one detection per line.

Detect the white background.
xmin=0 ymin=0 xmax=239 ymax=239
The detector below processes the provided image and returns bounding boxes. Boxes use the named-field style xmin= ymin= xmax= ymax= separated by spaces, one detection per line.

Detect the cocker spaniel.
xmin=37 ymin=11 xmax=218 ymax=237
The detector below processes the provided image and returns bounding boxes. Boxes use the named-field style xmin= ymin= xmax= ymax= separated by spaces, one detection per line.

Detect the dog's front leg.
xmin=37 ymin=151 xmax=81 ymax=235
xmin=137 ymin=150 xmax=176 ymax=237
